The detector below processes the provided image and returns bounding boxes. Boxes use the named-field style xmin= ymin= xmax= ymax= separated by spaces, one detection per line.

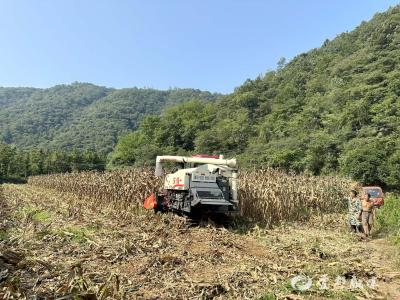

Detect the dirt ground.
xmin=0 ymin=184 xmax=399 ymax=299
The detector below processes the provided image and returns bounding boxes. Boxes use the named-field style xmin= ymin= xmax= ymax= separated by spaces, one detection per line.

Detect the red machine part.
xmin=362 ymin=186 xmax=384 ymax=207
xmin=144 ymin=193 xmax=157 ymax=209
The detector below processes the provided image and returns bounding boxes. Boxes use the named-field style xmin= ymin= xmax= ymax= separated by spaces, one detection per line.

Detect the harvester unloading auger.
xmin=144 ymin=154 xmax=239 ymax=214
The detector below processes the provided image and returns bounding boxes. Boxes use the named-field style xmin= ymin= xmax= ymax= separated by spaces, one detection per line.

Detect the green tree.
xmin=339 ymin=138 xmax=390 ymax=185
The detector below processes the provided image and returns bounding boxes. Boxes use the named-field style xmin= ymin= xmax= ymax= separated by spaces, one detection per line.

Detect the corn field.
xmin=28 ymin=168 xmax=353 ymax=226
xmin=239 ymin=169 xmax=353 ymax=226
xmin=28 ymin=169 xmax=163 ymax=211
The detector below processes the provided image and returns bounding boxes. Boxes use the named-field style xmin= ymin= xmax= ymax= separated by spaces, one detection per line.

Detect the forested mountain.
xmin=0 ymin=142 xmax=105 ymax=183
xmin=0 ymin=83 xmax=219 ymax=152
xmin=111 ymin=6 xmax=400 ymax=187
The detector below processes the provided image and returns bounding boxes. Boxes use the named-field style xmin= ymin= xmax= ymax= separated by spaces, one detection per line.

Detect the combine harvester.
xmin=144 ymin=154 xmax=238 ymax=215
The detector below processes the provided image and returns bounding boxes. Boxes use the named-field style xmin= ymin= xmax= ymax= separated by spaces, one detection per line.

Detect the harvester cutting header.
xmin=144 ymin=154 xmax=238 ymax=214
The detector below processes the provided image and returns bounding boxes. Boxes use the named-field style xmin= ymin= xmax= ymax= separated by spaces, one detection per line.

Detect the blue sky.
xmin=0 ymin=0 xmax=399 ymax=93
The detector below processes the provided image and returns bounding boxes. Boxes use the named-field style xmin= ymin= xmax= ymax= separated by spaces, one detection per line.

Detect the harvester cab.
xmin=144 ymin=154 xmax=238 ymax=214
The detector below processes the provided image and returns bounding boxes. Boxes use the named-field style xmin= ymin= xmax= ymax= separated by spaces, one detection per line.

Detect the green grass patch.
xmin=17 ymin=204 xmax=52 ymax=223
xmin=331 ymin=291 xmax=357 ymax=300
xmin=0 ymin=229 xmax=8 ymax=241
xmin=376 ymin=194 xmax=400 ymax=244
xmin=32 ymin=210 xmax=52 ymax=223
xmin=59 ymin=226 xmax=94 ymax=244
xmin=315 ymin=289 xmax=358 ymax=299
xmin=259 ymin=293 xmax=276 ymax=300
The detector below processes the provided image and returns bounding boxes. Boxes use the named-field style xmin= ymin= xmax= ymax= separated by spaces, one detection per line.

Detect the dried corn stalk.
xmin=28 ymin=168 xmax=352 ymax=226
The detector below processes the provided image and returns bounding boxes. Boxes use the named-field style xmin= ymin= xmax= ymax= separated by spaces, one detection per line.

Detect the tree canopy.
xmin=110 ymin=6 xmax=400 ymax=188
xmin=0 ymin=83 xmax=219 ymax=153
xmin=0 ymin=142 xmax=105 ymax=183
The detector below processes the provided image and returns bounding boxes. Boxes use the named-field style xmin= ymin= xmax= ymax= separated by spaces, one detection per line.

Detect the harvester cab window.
xmin=172 ymin=163 xmax=185 ymax=172
xmin=365 ymin=189 xmax=382 ymax=198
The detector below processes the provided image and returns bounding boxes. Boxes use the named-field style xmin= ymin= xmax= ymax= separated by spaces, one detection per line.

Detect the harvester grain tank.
xmin=144 ymin=154 xmax=238 ymax=214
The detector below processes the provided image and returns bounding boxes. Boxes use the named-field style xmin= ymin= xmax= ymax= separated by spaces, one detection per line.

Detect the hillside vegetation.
xmin=0 ymin=142 xmax=105 ymax=183
xmin=112 ymin=6 xmax=400 ymax=187
xmin=0 ymin=84 xmax=219 ymax=152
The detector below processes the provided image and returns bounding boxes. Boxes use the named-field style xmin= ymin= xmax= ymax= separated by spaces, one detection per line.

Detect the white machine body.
xmin=154 ymin=155 xmax=238 ymax=213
